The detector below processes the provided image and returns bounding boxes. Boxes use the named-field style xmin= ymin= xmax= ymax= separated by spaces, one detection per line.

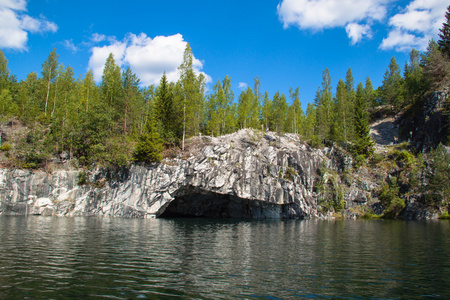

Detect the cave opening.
xmin=159 ymin=192 xmax=283 ymax=219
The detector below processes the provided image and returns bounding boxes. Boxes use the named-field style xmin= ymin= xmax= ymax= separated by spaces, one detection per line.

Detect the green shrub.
xmin=379 ymin=177 xmax=405 ymax=218
xmin=77 ymin=171 xmax=88 ymax=186
xmin=354 ymin=154 xmax=366 ymax=168
xmin=438 ymin=211 xmax=450 ymax=220
xmin=0 ymin=143 xmax=11 ymax=151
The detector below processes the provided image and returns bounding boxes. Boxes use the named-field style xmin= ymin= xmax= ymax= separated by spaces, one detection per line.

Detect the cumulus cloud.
xmin=380 ymin=29 xmax=429 ymax=51
xmin=380 ymin=0 xmax=448 ymax=51
xmin=277 ymin=0 xmax=388 ymax=43
xmin=88 ymin=33 xmax=211 ymax=86
xmin=0 ymin=0 xmax=57 ymax=50
xmin=346 ymin=23 xmax=372 ymax=45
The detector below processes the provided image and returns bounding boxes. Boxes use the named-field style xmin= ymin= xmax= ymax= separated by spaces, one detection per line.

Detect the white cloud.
xmin=380 ymin=29 xmax=430 ymax=51
xmin=381 ymin=0 xmax=448 ymax=51
xmin=238 ymin=82 xmax=248 ymax=90
xmin=88 ymin=33 xmax=211 ymax=86
xmin=277 ymin=0 xmax=387 ymax=29
xmin=62 ymin=39 xmax=78 ymax=53
xmin=346 ymin=23 xmax=372 ymax=45
xmin=0 ymin=0 xmax=57 ymax=50
xmin=277 ymin=0 xmax=388 ymax=43
xmin=0 ymin=0 xmax=26 ymax=10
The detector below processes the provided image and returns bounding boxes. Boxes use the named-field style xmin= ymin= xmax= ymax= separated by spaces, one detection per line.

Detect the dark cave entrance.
xmin=159 ymin=192 xmax=284 ymax=219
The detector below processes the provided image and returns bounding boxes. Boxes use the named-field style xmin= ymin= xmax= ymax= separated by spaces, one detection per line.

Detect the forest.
xmin=0 ymin=7 xmax=449 ymax=173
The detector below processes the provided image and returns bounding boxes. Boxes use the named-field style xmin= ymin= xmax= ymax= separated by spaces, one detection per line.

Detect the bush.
xmin=379 ymin=177 xmax=405 ymax=218
xmin=354 ymin=154 xmax=366 ymax=168
xmin=0 ymin=143 xmax=11 ymax=151
xmin=77 ymin=171 xmax=88 ymax=186
xmin=438 ymin=211 xmax=450 ymax=220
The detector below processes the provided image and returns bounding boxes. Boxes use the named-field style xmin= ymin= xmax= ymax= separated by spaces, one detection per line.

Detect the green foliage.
xmin=379 ymin=177 xmax=405 ymax=218
xmin=134 ymin=115 xmax=163 ymax=163
xmin=0 ymin=143 xmax=11 ymax=151
xmin=77 ymin=171 xmax=87 ymax=186
xmin=380 ymin=56 xmax=404 ymax=110
xmin=428 ymin=143 xmax=450 ymax=206
xmin=354 ymin=154 xmax=366 ymax=168
xmin=438 ymin=5 xmax=450 ymax=58
xmin=438 ymin=211 xmax=450 ymax=219
xmin=353 ymin=82 xmax=374 ymax=156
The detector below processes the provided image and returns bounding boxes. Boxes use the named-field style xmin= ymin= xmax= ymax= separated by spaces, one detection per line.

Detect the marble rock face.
xmin=0 ymin=129 xmax=364 ymax=219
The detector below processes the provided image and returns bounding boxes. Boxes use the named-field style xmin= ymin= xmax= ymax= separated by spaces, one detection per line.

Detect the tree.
xmin=353 ymin=82 xmax=373 ymax=155
xmin=422 ymin=39 xmax=450 ymax=90
xmin=41 ymin=48 xmax=59 ymax=117
xmin=133 ymin=112 xmax=163 ymax=163
xmin=122 ymin=67 xmax=141 ymax=135
xmin=345 ymin=67 xmax=356 ymax=105
xmin=380 ymin=56 xmax=404 ymax=109
xmin=287 ymin=87 xmax=303 ymax=134
xmin=261 ymin=91 xmax=272 ymax=130
xmin=364 ymin=76 xmax=376 ymax=108
xmin=178 ymin=43 xmax=205 ymax=149
xmin=404 ymin=49 xmax=425 ymax=105
xmin=438 ymin=5 xmax=450 ymax=58
xmin=100 ymin=53 xmax=123 ymax=133
xmin=314 ymin=68 xmax=333 ymax=141
xmin=237 ymin=87 xmax=259 ymax=129
xmin=332 ymin=79 xmax=352 ymax=144
xmin=0 ymin=50 xmax=10 ymax=91
xmin=428 ymin=143 xmax=450 ymax=206
xmin=155 ymin=72 xmax=175 ymax=140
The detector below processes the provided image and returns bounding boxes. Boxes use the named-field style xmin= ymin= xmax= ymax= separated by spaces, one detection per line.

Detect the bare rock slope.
xmin=0 ymin=129 xmax=353 ymax=219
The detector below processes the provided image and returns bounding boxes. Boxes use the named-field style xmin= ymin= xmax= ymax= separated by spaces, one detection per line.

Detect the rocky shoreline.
xmin=0 ymin=129 xmax=439 ymax=220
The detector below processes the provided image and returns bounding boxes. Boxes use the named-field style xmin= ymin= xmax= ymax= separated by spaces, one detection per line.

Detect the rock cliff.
xmin=0 ymin=129 xmax=437 ymax=219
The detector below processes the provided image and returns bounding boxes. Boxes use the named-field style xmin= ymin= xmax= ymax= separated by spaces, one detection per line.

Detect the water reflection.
xmin=0 ymin=216 xmax=449 ymax=299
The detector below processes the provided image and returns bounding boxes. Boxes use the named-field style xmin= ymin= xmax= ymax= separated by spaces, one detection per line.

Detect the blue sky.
xmin=0 ymin=0 xmax=448 ymax=110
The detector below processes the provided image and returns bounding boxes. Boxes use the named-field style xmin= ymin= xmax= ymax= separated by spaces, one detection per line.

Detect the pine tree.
xmin=404 ymin=49 xmax=425 ymax=105
xmin=354 ymin=82 xmax=373 ymax=155
xmin=428 ymin=143 xmax=450 ymax=206
xmin=122 ymin=67 xmax=141 ymax=135
xmin=155 ymin=72 xmax=175 ymax=141
xmin=134 ymin=113 xmax=163 ymax=163
xmin=438 ymin=5 xmax=450 ymax=58
xmin=314 ymin=68 xmax=333 ymax=142
xmin=100 ymin=53 xmax=123 ymax=133
xmin=380 ymin=56 xmax=404 ymax=110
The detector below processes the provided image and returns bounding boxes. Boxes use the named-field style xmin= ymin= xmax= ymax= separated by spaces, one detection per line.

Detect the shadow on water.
xmin=0 ymin=216 xmax=449 ymax=299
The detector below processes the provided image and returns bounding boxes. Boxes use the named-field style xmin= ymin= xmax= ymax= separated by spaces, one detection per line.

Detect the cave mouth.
xmin=159 ymin=192 xmax=285 ymax=219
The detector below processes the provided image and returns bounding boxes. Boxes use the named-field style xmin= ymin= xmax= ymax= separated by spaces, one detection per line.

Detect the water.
xmin=0 ymin=217 xmax=449 ymax=299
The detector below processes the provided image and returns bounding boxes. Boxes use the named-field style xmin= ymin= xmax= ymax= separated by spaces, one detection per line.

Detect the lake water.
xmin=0 ymin=216 xmax=449 ymax=299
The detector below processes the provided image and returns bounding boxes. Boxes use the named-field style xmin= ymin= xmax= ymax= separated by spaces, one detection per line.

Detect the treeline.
xmin=0 ymin=7 xmax=449 ymax=167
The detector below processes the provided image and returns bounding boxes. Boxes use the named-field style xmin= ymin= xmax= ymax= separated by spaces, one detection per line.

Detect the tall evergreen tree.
xmin=380 ymin=56 xmax=404 ymax=110
xmin=332 ymin=79 xmax=352 ymax=143
xmin=100 ymin=53 xmax=123 ymax=133
xmin=155 ymin=72 xmax=175 ymax=140
xmin=122 ymin=67 xmax=141 ymax=135
xmin=134 ymin=112 xmax=163 ymax=163
xmin=314 ymin=68 xmax=333 ymax=142
xmin=354 ymin=82 xmax=373 ymax=155
xmin=438 ymin=5 xmax=450 ymax=58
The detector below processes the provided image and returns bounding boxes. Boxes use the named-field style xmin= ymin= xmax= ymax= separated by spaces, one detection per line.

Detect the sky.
xmin=0 ymin=0 xmax=448 ymax=110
